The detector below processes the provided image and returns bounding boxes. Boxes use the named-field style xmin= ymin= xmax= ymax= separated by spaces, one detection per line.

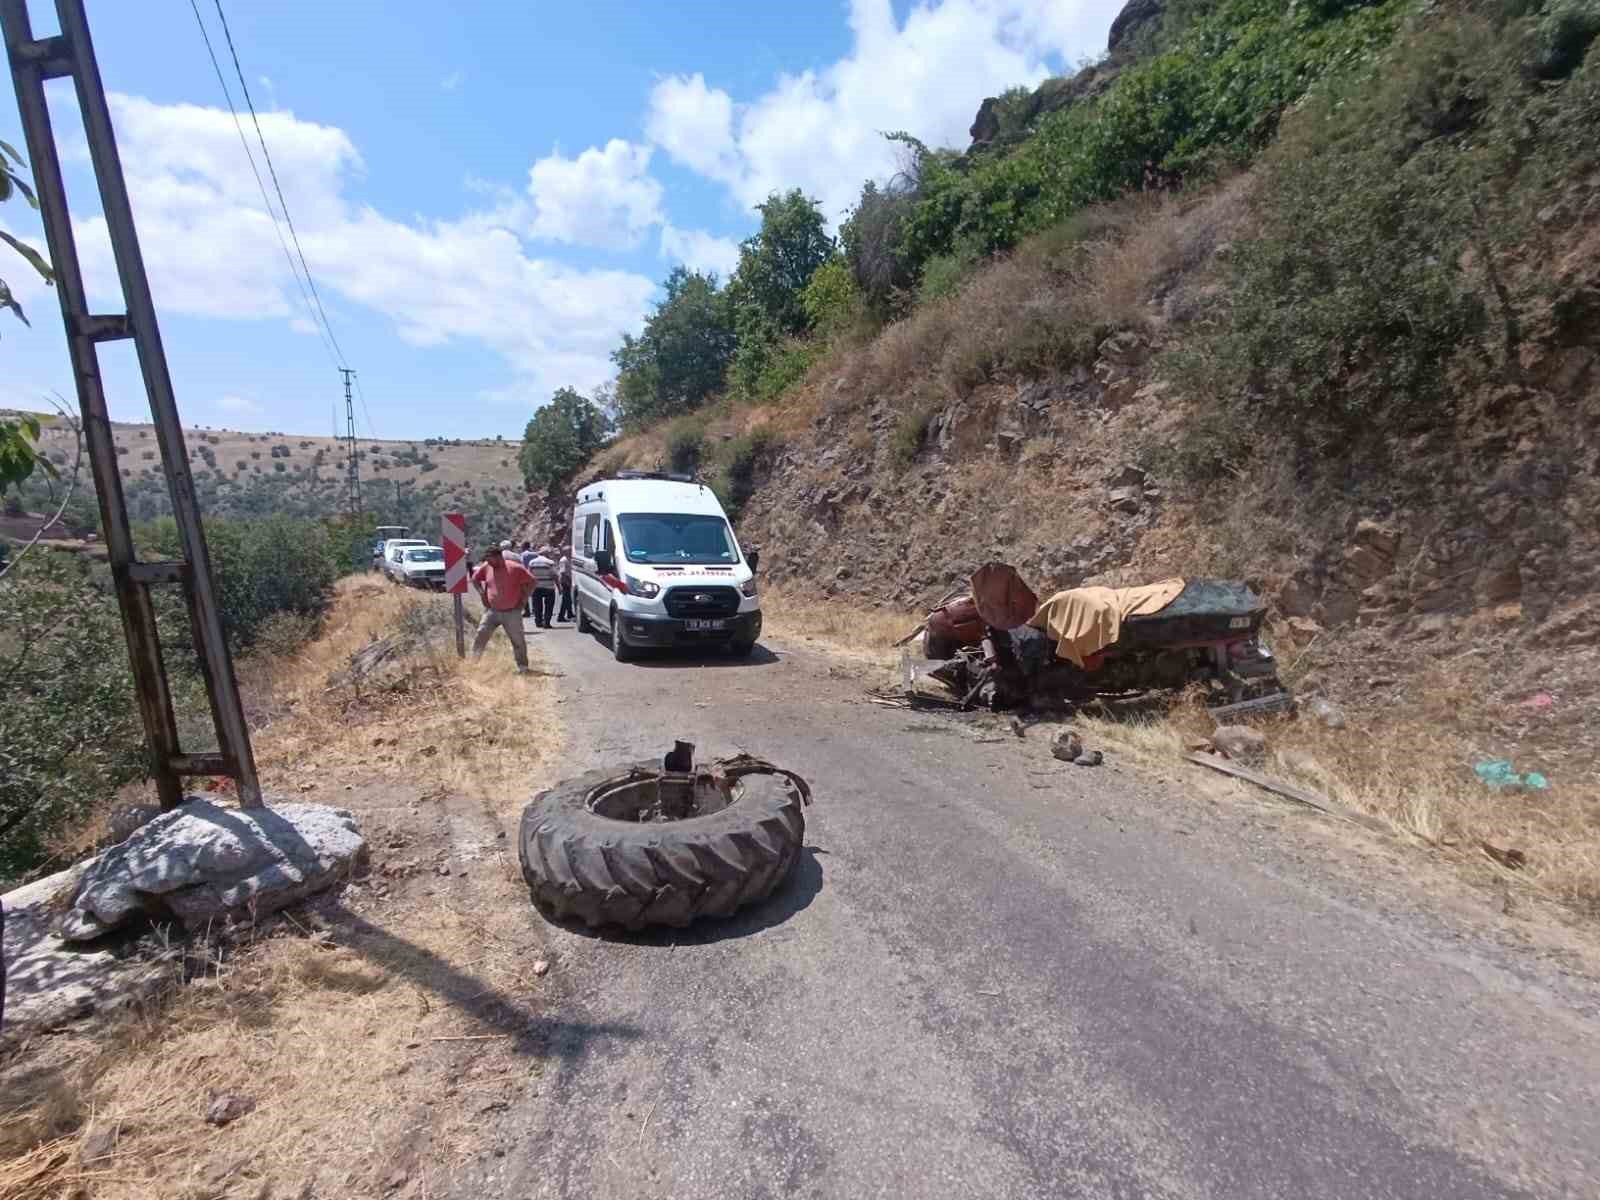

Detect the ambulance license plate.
xmin=687 ymin=619 xmax=725 ymax=631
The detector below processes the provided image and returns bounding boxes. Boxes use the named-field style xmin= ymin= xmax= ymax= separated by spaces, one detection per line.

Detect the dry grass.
xmin=2 ymin=576 xmax=562 ymax=1197
xmin=772 ymin=583 xmax=1600 ymax=919
xmin=249 ymin=576 xmax=559 ymax=822
xmin=830 ymin=192 xmax=1217 ymax=421
xmin=762 ymin=585 xmax=921 ymax=670
xmin=1080 ymin=665 xmax=1600 ymax=919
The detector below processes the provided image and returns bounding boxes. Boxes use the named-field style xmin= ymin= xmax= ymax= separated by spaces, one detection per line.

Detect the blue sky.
xmin=0 ymin=0 xmax=1121 ymax=440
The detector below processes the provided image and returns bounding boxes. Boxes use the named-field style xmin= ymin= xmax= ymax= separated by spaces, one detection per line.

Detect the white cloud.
xmin=659 ymin=224 xmax=741 ymax=279
xmin=72 ymin=94 xmax=657 ymax=401
xmin=526 ymin=139 xmax=663 ymax=251
xmin=646 ymin=0 xmax=1121 ymax=223
xmin=218 ymin=393 xmax=263 ymax=415
xmin=440 ymin=70 xmax=464 ymax=92
xmin=644 ymin=74 xmax=741 ymax=186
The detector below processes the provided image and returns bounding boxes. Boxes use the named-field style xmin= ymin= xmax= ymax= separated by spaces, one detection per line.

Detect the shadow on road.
xmin=539 ymin=845 xmax=826 ymax=948
xmin=330 ymin=907 xmax=642 ymax=1061
xmin=574 ymin=628 xmax=783 ymax=669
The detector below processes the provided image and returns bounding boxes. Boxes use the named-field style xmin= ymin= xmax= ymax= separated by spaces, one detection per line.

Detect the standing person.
xmin=556 ymin=546 xmax=574 ymax=623
xmin=519 ymin=541 xmax=537 ymax=618
xmin=523 ymin=545 xmax=558 ymax=628
xmin=471 ymin=541 xmax=535 ymax=672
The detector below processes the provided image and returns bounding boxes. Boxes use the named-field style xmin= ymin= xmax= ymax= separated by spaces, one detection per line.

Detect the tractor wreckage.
xmin=897 ymin=563 xmax=1292 ymax=720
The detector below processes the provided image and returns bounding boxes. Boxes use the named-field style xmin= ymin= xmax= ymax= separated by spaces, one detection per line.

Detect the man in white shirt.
xmin=521 ymin=542 xmax=558 ymax=628
xmin=556 ymin=548 xmax=573 ymax=623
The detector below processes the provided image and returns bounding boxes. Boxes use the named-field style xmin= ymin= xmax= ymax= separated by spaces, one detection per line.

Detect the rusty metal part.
xmin=584 ymin=749 xmax=814 ymax=824
xmin=970 ymin=562 xmax=1039 ymax=630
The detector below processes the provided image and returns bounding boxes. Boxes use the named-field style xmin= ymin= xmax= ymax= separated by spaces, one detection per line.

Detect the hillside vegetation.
xmin=4 ymin=416 xmax=524 ymax=542
xmin=519 ymin=0 xmax=1600 ymax=913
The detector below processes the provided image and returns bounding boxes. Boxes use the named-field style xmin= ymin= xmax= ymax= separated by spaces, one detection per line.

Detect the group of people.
xmin=468 ymin=537 xmax=574 ymax=673
xmin=516 ymin=540 xmax=574 ymax=627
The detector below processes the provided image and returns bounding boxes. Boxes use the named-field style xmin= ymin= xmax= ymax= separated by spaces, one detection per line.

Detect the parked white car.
xmin=396 ymin=545 xmax=447 ymax=590
xmin=382 ymin=539 xmax=428 ymax=583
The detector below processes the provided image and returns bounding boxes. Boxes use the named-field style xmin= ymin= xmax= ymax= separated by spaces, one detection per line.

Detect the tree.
xmin=518 ymin=386 xmax=610 ymax=493
xmin=0 ymin=138 xmax=51 ymax=335
xmin=841 ymin=176 xmax=918 ymax=316
xmin=726 ymin=190 xmax=834 ymax=398
xmin=728 ymin=189 xmax=834 ymax=339
xmin=612 ymin=268 xmax=736 ymax=428
xmin=0 ymin=144 xmax=58 ymax=503
xmin=0 ymin=412 xmax=50 ymax=495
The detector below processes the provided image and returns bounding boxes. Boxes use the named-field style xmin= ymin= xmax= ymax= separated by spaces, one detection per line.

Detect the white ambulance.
xmin=570 ymin=472 xmax=762 ymax=661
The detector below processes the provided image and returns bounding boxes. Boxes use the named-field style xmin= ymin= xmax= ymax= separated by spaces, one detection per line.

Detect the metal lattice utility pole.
xmin=2 ymin=0 xmax=262 ymax=808
xmin=341 ymin=367 xmax=360 ymax=518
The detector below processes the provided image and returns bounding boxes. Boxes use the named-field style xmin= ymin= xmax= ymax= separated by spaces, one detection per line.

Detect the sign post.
xmin=442 ymin=512 xmax=468 ymax=658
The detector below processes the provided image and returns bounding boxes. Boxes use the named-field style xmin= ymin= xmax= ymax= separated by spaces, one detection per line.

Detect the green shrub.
xmin=709 ymin=428 xmax=780 ymax=519
xmin=138 ymin=514 xmax=349 ymax=652
xmin=916 ymin=244 xmax=982 ymax=305
xmin=800 ymin=255 xmax=863 ymax=339
xmin=1166 ymin=10 xmax=1599 ymax=469
xmin=1529 ymin=0 xmax=1600 ymax=78
xmin=892 ymin=0 xmax=1406 ymax=279
xmin=891 ymin=403 xmax=939 ymax=466
xmin=0 ymin=550 xmax=147 ymax=882
xmin=664 ymin=415 xmax=708 ymax=475
xmin=750 ymin=339 xmax=822 ymax=405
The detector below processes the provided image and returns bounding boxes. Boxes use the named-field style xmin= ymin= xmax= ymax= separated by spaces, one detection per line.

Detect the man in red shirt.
xmin=470 ymin=541 xmax=536 ymax=672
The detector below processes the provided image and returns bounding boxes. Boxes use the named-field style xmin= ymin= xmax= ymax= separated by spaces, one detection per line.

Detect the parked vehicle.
xmin=570 ymin=471 xmax=761 ymax=662
xmin=382 ymin=539 xmax=428 ymax=583
xmin=397 ymin=546 xmax=447 ymax=590
xmin=371 ymin=525 xmax=410 ymax=572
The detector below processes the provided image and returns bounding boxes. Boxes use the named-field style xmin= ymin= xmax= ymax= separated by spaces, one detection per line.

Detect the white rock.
xmin=59 ymin=799 xmax=366 ymax=942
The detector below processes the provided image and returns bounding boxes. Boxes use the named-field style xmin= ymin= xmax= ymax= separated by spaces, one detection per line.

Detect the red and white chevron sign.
xmin=441 ymin=512 xmax=467 ymax=594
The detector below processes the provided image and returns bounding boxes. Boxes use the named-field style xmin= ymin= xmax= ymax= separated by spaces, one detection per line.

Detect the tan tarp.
xmin=1028 ymin=578 xmax=1186 ymax=667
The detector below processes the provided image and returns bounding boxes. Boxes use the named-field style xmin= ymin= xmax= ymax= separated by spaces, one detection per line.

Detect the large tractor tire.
xmin=518 ymin=756 xmax=809 ymax=930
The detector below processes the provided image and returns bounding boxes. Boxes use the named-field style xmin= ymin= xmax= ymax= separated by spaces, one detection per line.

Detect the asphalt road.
xmin=458 ymin=623 xmax=1600 ymax=1199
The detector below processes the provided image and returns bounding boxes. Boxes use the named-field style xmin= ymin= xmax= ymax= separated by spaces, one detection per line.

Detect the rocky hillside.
xmin=523 ymin=0 xmax=1600 ymax=800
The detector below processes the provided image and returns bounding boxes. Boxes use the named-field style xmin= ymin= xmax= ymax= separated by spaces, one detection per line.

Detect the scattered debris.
xmin=1051 ymin=729 xmax=1084 ymax=762
xmin=78 ymin=1124 xmax=119 ymax=1163
xmin=532 ymin=960 xmax=550 ymax=977
xmin=1183 ymin=752 xmax=1385 ymax=832
xmin=1211 ymin=725 xmax=1267 ymax=764
xmin=1009 ymin=715 xmax=1026 ymax=739
xmin=1481 ymin=841 xmax=1529 ymax=870
xmin=1473 ymin=759 xmax=1550 ymax=791
xmin=205 ymin=1093 xmax=257 ymax=1127
xmin=1304 ymin=696 xmax=1347 ymax=730
xmin=1074 ymin=750 xmax=1103 ymax=767
xmin=1520 ymin=691 xmax=1555 ymax=710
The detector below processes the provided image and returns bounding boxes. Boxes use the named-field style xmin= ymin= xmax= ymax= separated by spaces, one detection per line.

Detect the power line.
xmin=210 ymin=0 xmax=350 ymax=369
xmin=186 ymin=0 xmax=340 ymax=372
xmin=353 ymin=371 xmax=380 ymax=442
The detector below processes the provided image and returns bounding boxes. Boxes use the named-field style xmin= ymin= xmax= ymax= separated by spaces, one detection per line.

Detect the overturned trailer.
xmin=908 ymin=564 xmax=1291 ymax=719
